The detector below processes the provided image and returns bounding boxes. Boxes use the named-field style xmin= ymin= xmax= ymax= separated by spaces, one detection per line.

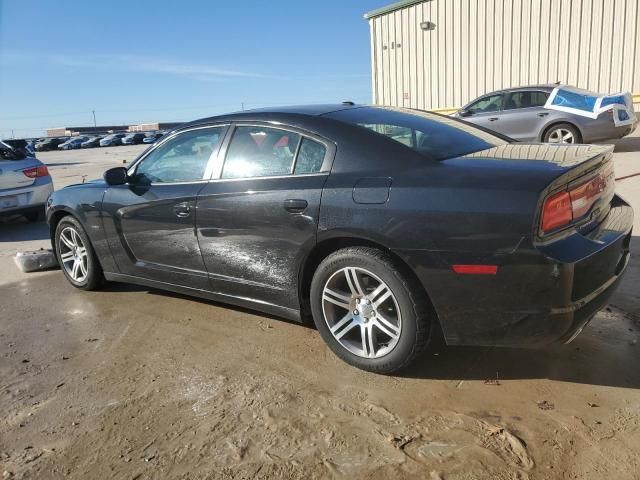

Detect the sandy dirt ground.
xmin=1 ymin=135 xmax=639 ymax=480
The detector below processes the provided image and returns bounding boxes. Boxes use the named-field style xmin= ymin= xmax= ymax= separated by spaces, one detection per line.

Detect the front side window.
xmin=326 ymin=107 xmax=507 ymax=161
xmin=133 ymin=126 xmax=224 ymax=183
xmin=222 ymin=126 xmax=301 ymax=179
xmin=504 ymin=91 xmax=549 ymax=110
xmin=467 ymin=94 xmax=503 ymax=114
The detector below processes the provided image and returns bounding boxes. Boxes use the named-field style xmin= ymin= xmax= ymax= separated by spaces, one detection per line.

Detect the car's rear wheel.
xmin=310 ymin=247 xmax=431 ymax=373
xmin=55 ymin=216 xmax=103 ymax=290
xmin=543 ymin=123 xmax=581 ymax=144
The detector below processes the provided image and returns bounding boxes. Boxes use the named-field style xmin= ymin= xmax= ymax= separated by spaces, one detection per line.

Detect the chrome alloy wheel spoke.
xmin=322 ymin=266 xmax=402 ymax=359
xmin=59 ymin=226 xmax=88 ymax=282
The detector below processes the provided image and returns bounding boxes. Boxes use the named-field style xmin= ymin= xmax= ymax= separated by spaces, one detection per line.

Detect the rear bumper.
xmin=0 ymin=177 xmax=54 ymax=216
xmin=396 ymin=195 xmax=633 ymax=347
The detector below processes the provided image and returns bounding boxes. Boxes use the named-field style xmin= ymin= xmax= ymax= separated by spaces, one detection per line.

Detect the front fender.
xmin=46 ymin=185 xmax=116 ymax=272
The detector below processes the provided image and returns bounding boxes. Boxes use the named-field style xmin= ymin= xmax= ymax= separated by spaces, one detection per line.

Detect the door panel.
xmin=498 ymin=91 xmax=551 ymax=141
xmin=196 ymin=175 xmax=326 ymax=310
xmin=103 ymin=182 xmax=210 ymax=288
xmin=101 ymin=125 xmax=228 ymax=288
xmin=463 ymin=94 xmax=504 ymax=133
xmin=496 ymin=107 xmax=549 ymax=141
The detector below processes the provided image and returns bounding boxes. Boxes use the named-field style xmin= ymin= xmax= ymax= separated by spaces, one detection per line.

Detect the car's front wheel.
xmin=310 ymin=247 xmax=431 ymax=373
xmin=55 ymin=216 xmax=103 ymax=290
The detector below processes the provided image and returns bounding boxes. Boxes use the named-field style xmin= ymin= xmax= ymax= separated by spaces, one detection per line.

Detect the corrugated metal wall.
xmin=369 ymin=0 xmax=640 ymax=111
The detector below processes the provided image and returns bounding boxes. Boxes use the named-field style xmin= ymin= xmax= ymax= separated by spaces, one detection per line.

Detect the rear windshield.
xmin=326 ymin=107 xmax=508 ymax=161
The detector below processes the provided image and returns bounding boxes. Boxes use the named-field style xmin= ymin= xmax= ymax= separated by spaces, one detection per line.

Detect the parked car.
xmin=58 ymin=136 xmax=89 ymax=150
xmin=2 ymin=139 xmax=32 ymax=157
xmin=46 ymin=105 xmax=632 ymax=373
xmin=143 ymin=132 xmax=164 ymax=144
xmin=121 ymin=133 xmax=146 ymax=145
xmin=99 ymin=134 xmax=126 ymax=147
xmin=1 ymin=140 xmax=53 ymax=221
xmin=454 ymin=84 xmax=637 ymax=143
xmin=35 ymin=137 xmax=66 ymax=151
xmin=81 ymin=136 xmax=103 ymax=148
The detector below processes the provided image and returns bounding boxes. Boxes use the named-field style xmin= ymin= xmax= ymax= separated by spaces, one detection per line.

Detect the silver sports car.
xmin=454 ymin=84 xmax=637 ymax=144
xmin=0 ymin=141 xmax=53 ymax=221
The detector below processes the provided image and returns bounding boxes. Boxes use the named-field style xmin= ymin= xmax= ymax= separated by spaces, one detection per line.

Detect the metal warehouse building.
xmin=365 ymin=0 xmax=640 ymax=113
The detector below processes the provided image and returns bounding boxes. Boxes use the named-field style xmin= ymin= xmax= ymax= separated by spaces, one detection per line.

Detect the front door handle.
xmin=284 ymin=198 xmax=308 ymax=213
xmin=174 ymin=202 xmax=192 ymax=218
xmin=488 ymin=117 xmax=499 ymax=121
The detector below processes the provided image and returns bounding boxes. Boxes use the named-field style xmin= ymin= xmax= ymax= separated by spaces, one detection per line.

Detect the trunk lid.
xmin=461 ymin=143 xmax=615 ymax=240
xmin=0 ymin=158 xmax=39 ymax=190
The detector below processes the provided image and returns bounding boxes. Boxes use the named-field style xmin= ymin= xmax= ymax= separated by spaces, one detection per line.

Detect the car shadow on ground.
xmin=611 ymin=136 xmax=640 ymax=153
xmin=399 ymin=310 xmax=640 ymax=389
xmin=0 ymin=215 xmax=50 ymax=242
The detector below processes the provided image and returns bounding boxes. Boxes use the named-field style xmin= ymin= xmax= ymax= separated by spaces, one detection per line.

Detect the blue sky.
xmin=0 ymin=0 xmax=388 ymax=138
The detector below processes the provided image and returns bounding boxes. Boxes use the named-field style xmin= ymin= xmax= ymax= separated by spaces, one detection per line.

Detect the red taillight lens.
xmin=541 ymin=190 xmax=572 ymax=233
xmin=22 ymin=166 xmax=49 ymax=178
xmin=569 ymin=169 xmax=613 ymax=219
xmin=540 ymin=164 xmax=614 ymax=235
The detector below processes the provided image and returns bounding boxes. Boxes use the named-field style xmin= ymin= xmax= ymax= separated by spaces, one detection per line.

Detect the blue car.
xmin=99 ymin=134 xmax=126 ymax=147
xmin=142 ymin=132 xmax=164 ymax=144
xmin=58 ymin=137 xmax=89 ymax=150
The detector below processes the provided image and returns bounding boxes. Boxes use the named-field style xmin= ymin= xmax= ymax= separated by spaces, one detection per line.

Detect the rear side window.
xmin=504 ymin=91 xmax=549 ymax=110
xmin=326 ymin=107 xmax=507 ymax=161
xmin=294 ymin=138 xmax=326 ymax=174
xmin=222 ymin=126 xmax=301 ymax=179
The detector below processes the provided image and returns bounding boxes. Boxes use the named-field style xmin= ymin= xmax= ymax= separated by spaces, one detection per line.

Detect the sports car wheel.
xmin=55 ymin=216 xmax=103 ymax=290
xmin=310 ymin=247 xmax=431 ymax=373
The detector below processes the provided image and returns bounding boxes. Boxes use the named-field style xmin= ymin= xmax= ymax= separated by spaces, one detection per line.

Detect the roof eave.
xmin=364 ymin=0 xmax=430 ymax=20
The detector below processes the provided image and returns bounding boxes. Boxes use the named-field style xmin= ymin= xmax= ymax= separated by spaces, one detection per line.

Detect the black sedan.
xmin=46 ymin=105 xmax=632 ymax=373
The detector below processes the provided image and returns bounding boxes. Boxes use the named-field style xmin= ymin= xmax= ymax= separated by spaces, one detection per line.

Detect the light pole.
xmin=92 ymin=110 xmax=97 ymax=127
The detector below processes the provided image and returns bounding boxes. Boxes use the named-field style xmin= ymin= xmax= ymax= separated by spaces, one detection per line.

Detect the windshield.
xmin=325 ymin=107 xmax=508 ymax=161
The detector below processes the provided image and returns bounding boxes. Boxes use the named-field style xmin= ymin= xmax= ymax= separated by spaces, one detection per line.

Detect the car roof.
xmin=181 ymin=104 xmax=360 ymax=127
xmin=482 ymin=84 xmax=559 ymax=96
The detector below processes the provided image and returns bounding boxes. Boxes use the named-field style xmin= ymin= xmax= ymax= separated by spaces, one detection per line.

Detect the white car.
xmin=0 ymin=141 xmax=54 ymax=221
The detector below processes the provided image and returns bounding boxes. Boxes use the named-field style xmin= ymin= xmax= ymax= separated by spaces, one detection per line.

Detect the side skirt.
xmin=103 ymin=272 xmax=302 ymax=323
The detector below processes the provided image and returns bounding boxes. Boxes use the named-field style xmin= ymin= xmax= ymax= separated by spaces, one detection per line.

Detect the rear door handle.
xmin=284 ymin=198 xmax=308 ymax=213
xmin=489 ymin=117 xmax=499 ymax=121
xmin=537 ymin=112 xmax=549 ymax=117
xmin=174 ymin=202 xmax=192 ymax=218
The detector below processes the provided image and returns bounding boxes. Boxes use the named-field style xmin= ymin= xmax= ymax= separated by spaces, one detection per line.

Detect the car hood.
xmin=63 ymin=178 xmax=107 ymax=189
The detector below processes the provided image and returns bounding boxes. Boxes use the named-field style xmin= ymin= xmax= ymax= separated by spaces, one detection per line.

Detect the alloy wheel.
xmin=58 ymin=226 xmax=89 ymax=282
xmin=322 ymin=267 xmax=402 ymax=358
xmin=548 ymin=128 xmax=575 ymax=143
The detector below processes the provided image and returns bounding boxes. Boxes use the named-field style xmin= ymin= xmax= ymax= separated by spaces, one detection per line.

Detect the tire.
xmin=54 ymin=216 xmax=104 ymax=290
xmin=310 ymin=247 xmax=431 ymax=374
xmin=543 ymin=123 xmax=582 ymax=144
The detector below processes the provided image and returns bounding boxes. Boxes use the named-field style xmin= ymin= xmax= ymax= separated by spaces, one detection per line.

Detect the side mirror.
xmin=458 ymin=109 xmax=472 ymax=118
xmin=104 ymin=167 xmax=129 ymax=186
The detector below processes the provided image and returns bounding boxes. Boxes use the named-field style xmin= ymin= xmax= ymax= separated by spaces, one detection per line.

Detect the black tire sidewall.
xmin=310 ymin=248 xmax=423 ymax=373
xmin=55 ymin=216 xmax=101 ymax=290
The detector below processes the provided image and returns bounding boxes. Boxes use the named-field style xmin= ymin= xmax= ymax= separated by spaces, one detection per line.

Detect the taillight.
xmin=569 ymin=170 xmax=610 ymax=218
xmin=22 ymin=166 xmax=49 ymax=178
xmin=541 ymin=164 xmax=614 ymax=235
xmin=541 ymin=190 xmax=572 ymax=233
